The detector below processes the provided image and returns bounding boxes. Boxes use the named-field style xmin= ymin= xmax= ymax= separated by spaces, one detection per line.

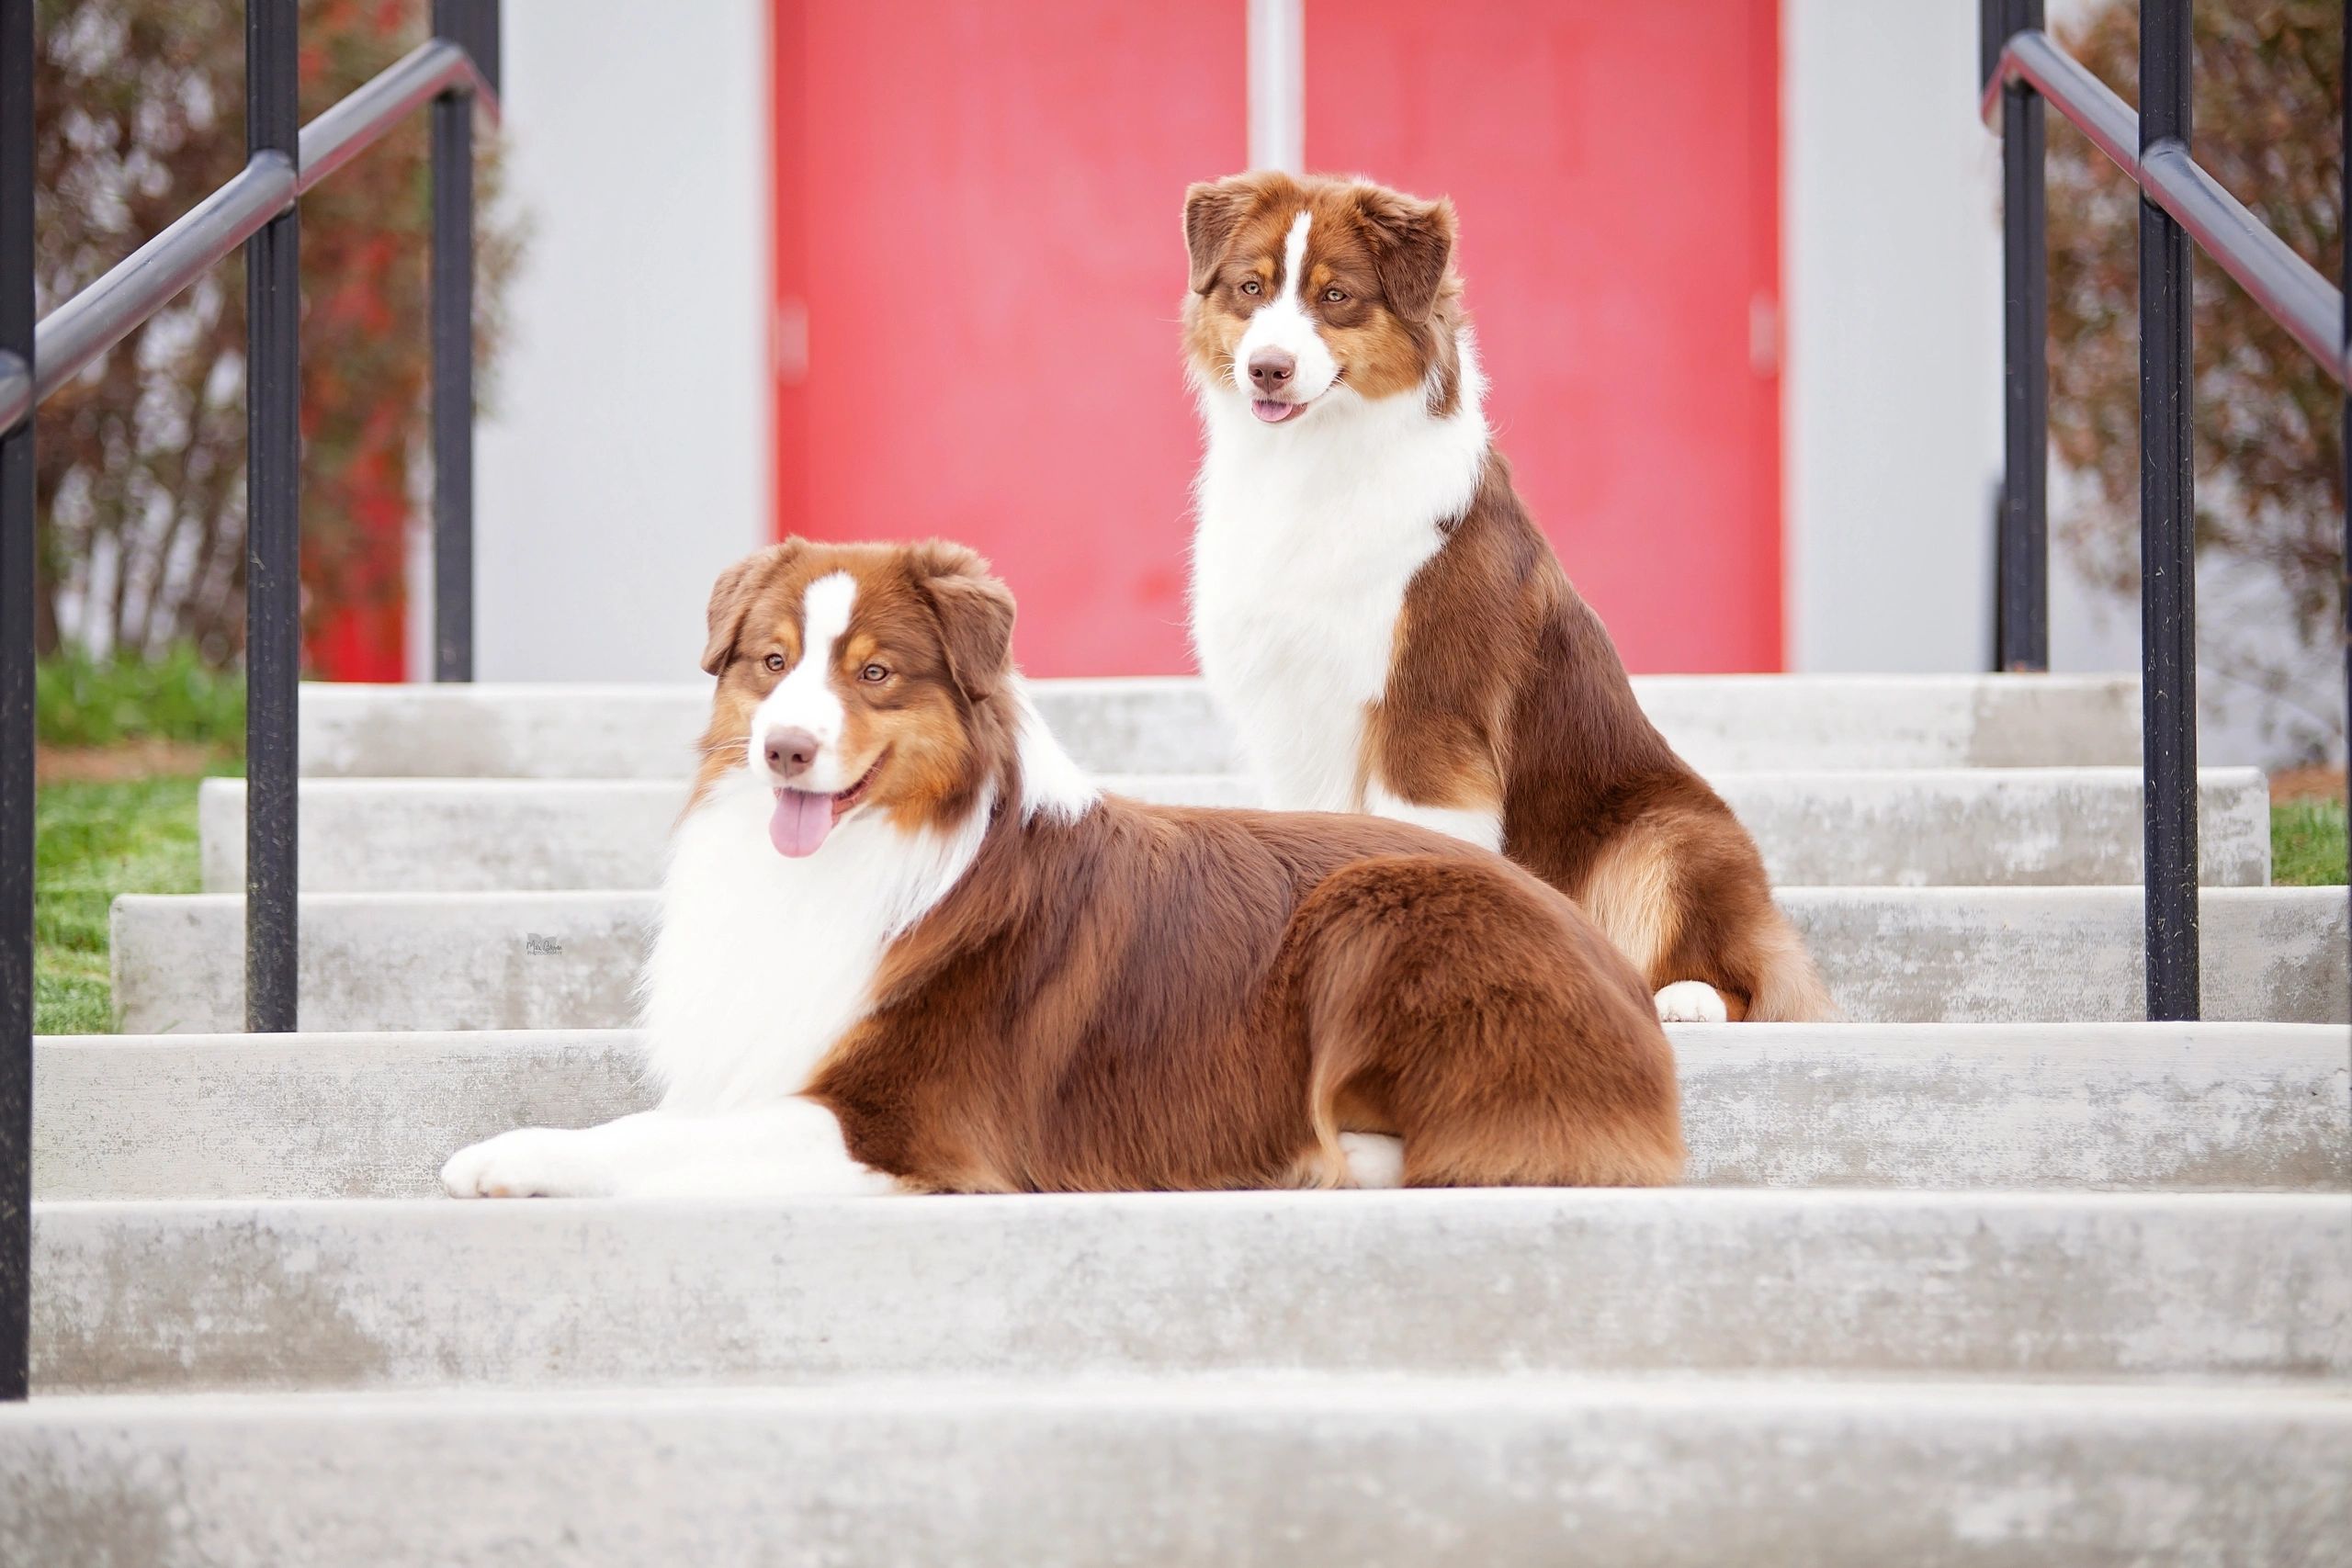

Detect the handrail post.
xmin=0 ymin=0 xmax=35 ymax=1404
xmin=1986 ymin=0 xmax=2049 ymax=672
xmin=429 ymin=0 xmax=497 ymax=682
xmin=2139 ymin=0 xmax=2198 ymax=1020
xmin=246 ymin=0 xmax=301 ymax=1032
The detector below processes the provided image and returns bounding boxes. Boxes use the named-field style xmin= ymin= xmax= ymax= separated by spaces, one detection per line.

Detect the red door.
xmin=771 ymin=0 xmax=1780 ymax=675
xmin=1307 ymin=0 xmax=1783 ymax=672
xmin=771 ymin=0 xmax=1245 ymax=676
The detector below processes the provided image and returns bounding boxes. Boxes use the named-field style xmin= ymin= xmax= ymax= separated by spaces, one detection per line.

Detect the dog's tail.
xmin=1744 ymin=908 xmax=1838 ymax=1022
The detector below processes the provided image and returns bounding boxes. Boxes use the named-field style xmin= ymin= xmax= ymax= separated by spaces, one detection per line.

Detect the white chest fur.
xmin=1189 ymin=350 xmax=1490 ymax=811
xmin=639 ymin=768 xmax=992 ymax=1112
xmin=639 ymin=680 xmax=1095 ymax=1113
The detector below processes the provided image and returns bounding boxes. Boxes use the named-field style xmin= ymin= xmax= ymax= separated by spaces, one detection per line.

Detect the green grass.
xmin=35 ymin=773 xmax=228 ymax=1034
xmin=33 ymin=647 xmax=244 ymax=1032
xmin=2272 ymin=800 xmax=2349 ymax=887
xmin=37 ymin=644 xmax=244 ymax=751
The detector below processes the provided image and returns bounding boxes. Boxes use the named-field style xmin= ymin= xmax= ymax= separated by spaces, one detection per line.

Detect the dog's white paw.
xmin=440 ymin=1128 xmax=590 ymax=1199
xmin=1339 ymin=1132 xmax=1406 ymax=1190
xmin=1654 ymin=981 xmax=1730 ymax=1025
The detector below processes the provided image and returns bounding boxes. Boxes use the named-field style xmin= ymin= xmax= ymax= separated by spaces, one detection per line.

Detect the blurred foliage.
xmin=2045 ymin=1 xmax=2343 ymax=757
xmin=31 ymin=0 xmax=522 ymax=664
xmin=36 ymin=644 xmax=246 ymax=750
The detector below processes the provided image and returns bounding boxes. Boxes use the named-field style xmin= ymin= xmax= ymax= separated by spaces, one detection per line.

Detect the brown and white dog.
xmin=1182 ymin=172 xmax=1832 ymax=1025
xmin=441 ymin=540 xmax=1683 ymax=1200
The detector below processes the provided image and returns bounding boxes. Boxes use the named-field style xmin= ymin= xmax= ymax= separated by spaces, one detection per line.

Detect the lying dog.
xmin=1182 ymin=172 xmax=1832 ymax=1025
xmin=442 ymin=540 xmax=1683 ymax=1199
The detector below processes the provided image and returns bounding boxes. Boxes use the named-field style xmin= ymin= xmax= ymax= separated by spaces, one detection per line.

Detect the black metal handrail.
xmin=2 ymin=39 xmax=499 ymax=434
xmin=1980 ymin=0 xmax=2350 ymax=1020
xmin=0 ymin=0 xmax=502 ymax=1402
xmin=1983 ymin=28 xmax=2346 ymax=384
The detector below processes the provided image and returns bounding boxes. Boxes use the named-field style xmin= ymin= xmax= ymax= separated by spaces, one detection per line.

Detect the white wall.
xmin=1782 ymin=0 xmax=2002 ymax=677
xmin=454 ymin=0 xmax=2331 ymax=761
xmin=456 ymin=0 xmax=768 ymax=683
xmin=1785 ymin=0 xmax=2335 ymax=764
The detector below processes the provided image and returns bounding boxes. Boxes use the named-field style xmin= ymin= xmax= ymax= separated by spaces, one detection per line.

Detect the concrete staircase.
xmin=8 ymin=672 xmax=2349 ymax=1564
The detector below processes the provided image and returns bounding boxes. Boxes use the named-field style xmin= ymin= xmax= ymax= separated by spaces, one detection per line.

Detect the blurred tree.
xmin=2046 ymin=0 xmax=2343 ymax=757
xmin=30 ymin=0 xmax=523 ymax=673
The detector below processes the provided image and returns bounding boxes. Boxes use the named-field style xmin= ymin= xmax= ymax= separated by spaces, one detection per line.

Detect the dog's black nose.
xmin=1248 ymin=350 xmax=1295 ymax=388
xmin=763 ymin=727 xmax=820 ymax=779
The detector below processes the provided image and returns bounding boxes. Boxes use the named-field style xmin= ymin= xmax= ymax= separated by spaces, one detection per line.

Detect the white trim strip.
xmin=1247 ymin=0 xmax=1304 ymax=174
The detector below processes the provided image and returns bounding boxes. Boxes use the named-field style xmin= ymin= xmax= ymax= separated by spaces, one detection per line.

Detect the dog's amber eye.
xmin=1324 ymin=288 xmax=1347 ymax=303
xmin=1240 ymin=279 xmax=1261 ymax=296
xmin=763 ymin=652 xmax=786 ymax=672
xmin=859 ymin=662 xmax=890 ymax=683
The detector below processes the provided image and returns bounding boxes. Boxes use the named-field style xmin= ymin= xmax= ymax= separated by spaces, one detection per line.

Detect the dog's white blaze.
xmin=747 ymin=570 xmax=858 ymax=788
xmin=1284 ymin=208 xmax=1312 ymax=298
xmin=1231 ymin=209 xmax=1340 ymax=402
xmin=1192 ymin=330 xmax=1490 ymax=816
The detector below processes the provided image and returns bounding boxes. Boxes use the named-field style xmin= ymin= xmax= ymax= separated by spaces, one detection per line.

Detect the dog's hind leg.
xmin=1337 ymin=1133 xmax=1406 ymax=1189
xmin=1289 ymin=855 xmax=1685 ymax=1189
xmin=1580 ymin=806 xmax=1833 ymax=1024
xmin=1651 ymin=979 xmax=1734 ymax=1024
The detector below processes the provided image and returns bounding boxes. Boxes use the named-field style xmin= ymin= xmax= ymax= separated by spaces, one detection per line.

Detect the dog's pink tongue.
xmin=770 ymin=789 xmax=833 ymax=857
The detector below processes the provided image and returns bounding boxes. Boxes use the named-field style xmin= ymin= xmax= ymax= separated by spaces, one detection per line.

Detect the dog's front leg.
xmin=439 ymin=1111 xmax=694 ymax=1199
xmin=440 ymin=1099 xmax=897 ymax=1200
xmin=1359 ymin=781 xmax=1505 ymax=853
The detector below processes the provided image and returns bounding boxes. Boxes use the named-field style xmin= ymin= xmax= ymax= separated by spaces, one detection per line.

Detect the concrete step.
xmin=32 ymin=1024 xmax=2348 ymax=1201
xmin=197 ymin=766 xmax=2275 ymax=892
xmin=5 ymin=1379 xmax=2346 ymax=1564
xmin=31 ymin=1190 xmax=2349 ymax=1393
xmin=108 ymin=886 xmax=2351 ymax=1032
xmin=297 ymin=672 xmax=2145 ymax=778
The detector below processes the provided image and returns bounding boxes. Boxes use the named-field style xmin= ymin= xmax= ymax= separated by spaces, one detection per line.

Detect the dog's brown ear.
xmin=700 ymin=540 xmax=800 ymax=676
xmin=1354 ymin=185 xmax=1456 ymax=324
xmin=910 ymin=540 xmax=1015 ymax=702
xmin=1184 ymin=173 xmax=1280 ymax=295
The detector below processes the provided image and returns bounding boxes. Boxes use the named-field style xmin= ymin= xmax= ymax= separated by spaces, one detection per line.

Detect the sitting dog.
xmin=1182 ymin=172 xmax=1832 ymax=1024
xmin=441 ymin=539 xmax=1683 ymax=1199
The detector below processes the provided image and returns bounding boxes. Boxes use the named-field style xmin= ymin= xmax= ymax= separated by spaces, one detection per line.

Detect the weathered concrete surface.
xmin=112 ymin=890 xmax=657 ymax=1034
xmin=198 ymin=766 xmax=2274 ymax=892
xmin=4 ymin=1378 xmax=2346 ymax=1566
xmin=202 ymin=777 xmax=690 ymax=893
xmin=1793 ymin=886 xmax=2348 ymax=1024
xmin=296 ymin=672 xmax=2145 ymax=778
xmin=35 ymin=1032 xmax=644 ymax=1201
xmin=29 ymin=1190 xmax=2350 ymax=1392
xmin=110 ymin=886 xmax=2352 ymax=1032
xmin=32 ymin=1024 xmax=2349 ymax=1200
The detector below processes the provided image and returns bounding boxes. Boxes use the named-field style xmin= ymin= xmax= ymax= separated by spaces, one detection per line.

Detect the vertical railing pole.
xmin=245 ymin=0 xmax=300 ymax=1032
xmin=2139 ymin=0 xmax=2198 ymax=1020
xmin=430 ymin=0 xmax=495 ymax=682
xmin=1987 ymin=0 xmax=2049 ymax=672
xmin=0 ymin=0 xmax=36 ymax=1404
